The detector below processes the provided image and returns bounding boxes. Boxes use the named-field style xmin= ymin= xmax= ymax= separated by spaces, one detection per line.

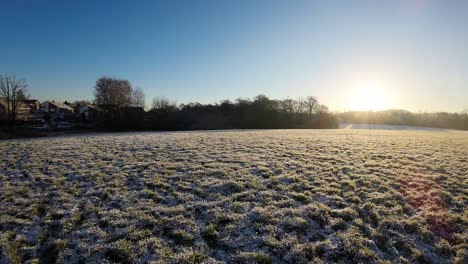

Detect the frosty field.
xmin=1 ymin=130 xmax=467 ymax=264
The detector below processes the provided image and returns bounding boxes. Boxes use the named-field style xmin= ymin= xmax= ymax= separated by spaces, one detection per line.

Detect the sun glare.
xmin=350 ymin=80 xmax=390 ymax=111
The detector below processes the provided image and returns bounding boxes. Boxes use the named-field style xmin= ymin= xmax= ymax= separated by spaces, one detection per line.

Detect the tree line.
xmin=337 ymin=110 xmax=468 ymax=130
xmin=91 ymin=76 xmax=338 ymax=130
xmin=86 ymin=76 xmax=468 ymax=131
xmin=2 ymin=74 xmax=467 ymax=134
xmin=142 ymin=95 xmax=338 ymax=130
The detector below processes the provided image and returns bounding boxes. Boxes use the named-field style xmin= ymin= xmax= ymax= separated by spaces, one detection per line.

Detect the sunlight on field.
xmin=0 ymin=130 xmax=467 ymax=263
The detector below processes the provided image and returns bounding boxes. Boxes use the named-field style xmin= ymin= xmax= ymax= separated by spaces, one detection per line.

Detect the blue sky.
xmin=0 ymin=0 xmax=467 ymax=112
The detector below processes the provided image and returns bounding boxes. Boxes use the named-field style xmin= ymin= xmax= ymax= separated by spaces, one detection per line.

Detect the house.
xmin=40 ymin=101 xmax=75 ymax=121
xmin=17 ymin=100 xmax=40 ymax=118
xmin=0 ymin=98 xmax=33 ymax=121
xmin=41 ymin=101 xmax=75 ymax=113
xmin=79 ymin=105 xmax=105 ymax=122
xmin=22 ymin=99 xmax=41 ymax=112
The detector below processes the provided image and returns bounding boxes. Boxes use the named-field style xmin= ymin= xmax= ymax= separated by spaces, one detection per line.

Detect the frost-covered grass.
xmin=0 ymin=130 xmax=467 ymax=263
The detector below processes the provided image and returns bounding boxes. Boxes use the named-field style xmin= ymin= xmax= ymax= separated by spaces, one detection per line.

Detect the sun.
xmin=350 ymin=80 xmax=390 ymax=111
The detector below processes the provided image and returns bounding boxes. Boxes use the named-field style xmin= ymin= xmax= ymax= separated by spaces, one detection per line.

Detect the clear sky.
xmin=0 ymin=0 xmax=467 ymax=112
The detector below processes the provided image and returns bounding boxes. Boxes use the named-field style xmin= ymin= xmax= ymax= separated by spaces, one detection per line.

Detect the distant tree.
xmin=336 ymin=109 xmax=468 ymax=130
xmin=0 ymin=74 xmax=28 ymax=129
xmin=220 ymin=100 xmax=234 ymax=114
xmin=94 ymin=77 xmax=132 ymax=107
xmin=305 ymin=96 xmax=318 ymax=115
xmin=151 ymin=97 xmax=177 ymax=111
xmin=131 ymin=87 xmax=146 ymax=108
xmin=294 ymin=98 xmax=307 ymax=114
xmin=462 ymin=110 xmax=468 ymax=130
xmin=315 ymin=104 xmax=329 ymax=114
xmin=279 ymin=99 xmax=295 ymax=115
xmin=253 ymin=94 xmax=269 ymax=104
xmin=73 ymin=100 xmax=92 ymax=106
xmin=253 ymin=94 xmax=277 ymax=111
xmin=234 ymin=98 xmax=251 ymax=108
xmin=100 ymin=93 xmax=337 ymax=131
xmin=16 ymin=89 xmax=29 ymax=101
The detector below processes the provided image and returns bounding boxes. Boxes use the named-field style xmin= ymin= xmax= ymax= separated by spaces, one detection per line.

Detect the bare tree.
xmin=94 ymin=77 xmax=132 ymax=107
xmin=0 ymin=74 xmax=28 ymax=128
xmin=279 ymin=99 xmax=295 ymax=114
xmin=16 ymin=89 xmax=29 ymax=101
xmin=315 ymin=104 xmax=329 ymax=114
xmin=305 ymin=96 xmax=318 ymax=115
xmin=294 ymin=98 xmax=307 ymax=114
xmin=151 ymin=97 xmax=177 ymax=111
xmin=131 ymin=87 xmax=146 ymax=108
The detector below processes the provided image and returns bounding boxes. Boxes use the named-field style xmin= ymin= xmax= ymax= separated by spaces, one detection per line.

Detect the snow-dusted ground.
xmin=0 ymin=130 xmax=467 ymax=263
xmin=340 ymin=123 xmax=453 ymax=131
